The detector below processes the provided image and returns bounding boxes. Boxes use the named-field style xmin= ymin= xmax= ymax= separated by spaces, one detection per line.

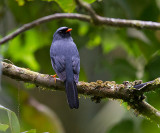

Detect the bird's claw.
xmin=51 ymin=74 xmax=57 ymax=83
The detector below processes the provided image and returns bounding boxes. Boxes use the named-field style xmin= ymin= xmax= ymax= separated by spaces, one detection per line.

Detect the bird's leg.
xmin=51 ymin=74 xmax=57 ymax=83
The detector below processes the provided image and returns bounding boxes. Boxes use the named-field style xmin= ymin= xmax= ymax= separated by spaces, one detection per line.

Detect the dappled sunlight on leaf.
xmin=15 ymin=0 xmax=33 ymax=6
xmin=16 ymin=0 xmax=25 ymax=6
xmin=83 ymin=0 xmax=96 ymax=4
xmin=0 ymin=123 xmax=9 ymax=132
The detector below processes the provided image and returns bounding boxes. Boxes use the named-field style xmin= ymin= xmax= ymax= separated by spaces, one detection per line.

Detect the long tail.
xmin=65 ymin=80 xmax=79 ymax=109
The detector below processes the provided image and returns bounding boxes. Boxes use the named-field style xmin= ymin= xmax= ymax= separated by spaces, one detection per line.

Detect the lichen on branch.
xmin=1 ymin=61 xmax=160 ymax=124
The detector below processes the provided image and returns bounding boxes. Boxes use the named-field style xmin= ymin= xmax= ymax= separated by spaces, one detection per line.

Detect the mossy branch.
xmin=1 ymin=61 xmax=160 ymax=124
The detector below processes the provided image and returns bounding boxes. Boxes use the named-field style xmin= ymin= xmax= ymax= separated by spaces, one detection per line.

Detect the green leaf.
xmin=21 ymin=129 xmax=36 ymax=133
xmin=87 ymin=34 xmax=101 ymax=48
xmin=78 ymin=23 xmax=89 ymax=36
xmin=0 ymin=55 xmax=2 ymax=90
xmin=54 ymin=0 xmax=75 ymax=13
xmin=7 ymin=29 xmax=44 ymax=70
xmin=8 ymin=112 xmax=20 ymax=133
xmin=15 ymin=0 xmax=25 ymax=6
xmin=15 ymin=0 xmax=33 ymax=6
xmin=42 ymin=0 xmax=54 ymax=1
xmin=54 ymin=0 xmax=96 ymax=13
xmin=102 ymin=36 xmax=120 ymax=54
xmin=83 ymin=0 xmax=96 ymax=4
xmin=0 ymin=123 xmax=9 ymax=132
xmin=0 ymin=105 xmax=20 ymax=133
xmin=108 ymin=119 xmax=134 ymax=133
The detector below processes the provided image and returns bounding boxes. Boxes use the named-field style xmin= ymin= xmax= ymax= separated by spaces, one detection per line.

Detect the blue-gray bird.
xmin=50 ymin=27 xmax=80 ymax=109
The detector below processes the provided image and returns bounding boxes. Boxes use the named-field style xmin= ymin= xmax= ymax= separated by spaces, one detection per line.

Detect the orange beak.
xmin=66 ymin=28 xmax=72 ymax=32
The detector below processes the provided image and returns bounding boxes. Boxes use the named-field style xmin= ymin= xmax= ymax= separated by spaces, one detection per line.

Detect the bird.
xmin=50 ymin=27 xmax=80 ymax=109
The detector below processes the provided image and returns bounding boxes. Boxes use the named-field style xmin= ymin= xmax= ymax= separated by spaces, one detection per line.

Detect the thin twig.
xmin=128 ymin=100 xmax=160 ymax=124
xmin=75 ymin=0 xmax=99 ymax=22
xmin=1 ymin=61 xmax=160 ymax=124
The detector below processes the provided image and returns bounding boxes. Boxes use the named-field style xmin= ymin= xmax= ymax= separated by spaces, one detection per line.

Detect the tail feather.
xmin=65 ymin=80 xmax=79 ymax=109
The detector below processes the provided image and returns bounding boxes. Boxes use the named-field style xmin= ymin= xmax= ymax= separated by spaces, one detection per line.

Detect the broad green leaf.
xmin=0 ymin=105 xmax=20 ymax=133
xmin=8 ymin=112 xmax=20 ymax=133
xmin=22 ymin=129 xmax=36 ymax=133
xmin=54 ymin=0 xmax=75 ymax=13
xmin=0 ymin=123 xmax=9 ymax=132
xmin=54 ymin=0 xmax=96 ymax=13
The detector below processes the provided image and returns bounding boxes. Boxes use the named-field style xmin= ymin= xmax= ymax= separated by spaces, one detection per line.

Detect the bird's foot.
xmin=51 ymin=74 xmax=57 ymax=83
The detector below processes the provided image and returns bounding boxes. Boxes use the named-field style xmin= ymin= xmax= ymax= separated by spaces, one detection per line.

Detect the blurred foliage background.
xmin=0 ymin=0 xmax=160 ymax=132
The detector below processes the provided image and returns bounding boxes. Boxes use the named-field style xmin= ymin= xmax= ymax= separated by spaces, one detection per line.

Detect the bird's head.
xmin=53 ymin=27 xmax=72 ymax=41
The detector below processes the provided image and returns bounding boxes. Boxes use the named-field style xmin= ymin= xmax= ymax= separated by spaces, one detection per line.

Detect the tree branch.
xmin=134 ymin=80 xmax=160 ymax=95
xmin=75 ymin=0 xmax=160 ymax=28
xmin=75 ymin=0 xmax=99 ymax=22
xmin=0 ymin=13 xmax=90 ymax=45
xmin=1 ymin=61 xmax=160 ymax=124
xmin=1 ymin=11 xmax=160 ymax=45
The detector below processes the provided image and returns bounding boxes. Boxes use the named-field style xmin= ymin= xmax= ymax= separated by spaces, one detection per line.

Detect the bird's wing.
xmin=51 ymin=55 xmax=66 ymax=81
xmin=72 ymin=57 xmax=80 ymax=83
